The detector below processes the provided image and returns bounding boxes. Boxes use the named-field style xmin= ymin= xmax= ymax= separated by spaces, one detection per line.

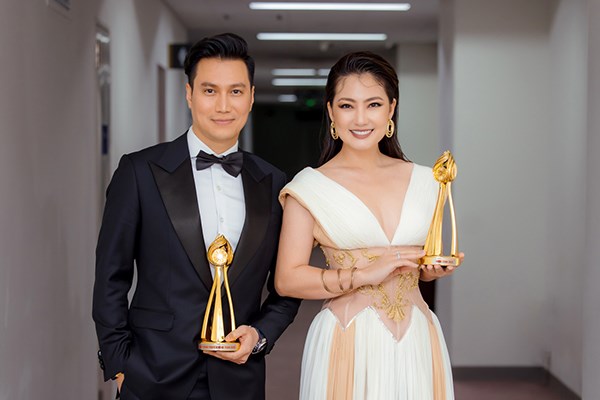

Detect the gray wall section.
xmin=396 ymin=43 xmax=440 ymax=166
xmin=583 ymin=0 xmax=600 ymax=397
xmin=0 ymin=1 xmax=103 ymax=399
xmin=0 ymin=1 xmax=187 ymax=399
xmin=439 ymin=0 xmax=595 ymax=396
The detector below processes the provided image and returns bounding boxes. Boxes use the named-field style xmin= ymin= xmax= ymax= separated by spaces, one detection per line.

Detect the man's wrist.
xmin=251 ymin=327 xmax=267 ymax=354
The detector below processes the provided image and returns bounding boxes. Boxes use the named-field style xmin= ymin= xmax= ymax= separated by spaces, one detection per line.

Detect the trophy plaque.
xmin=199 ymin=234 xmax=240 ymax=352
xmin=420 ymin=151 xmax=461 ymax=267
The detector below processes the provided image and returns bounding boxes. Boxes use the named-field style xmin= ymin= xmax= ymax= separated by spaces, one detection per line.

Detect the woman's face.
xmin=327 ymin=73 xmax=396 ymax=152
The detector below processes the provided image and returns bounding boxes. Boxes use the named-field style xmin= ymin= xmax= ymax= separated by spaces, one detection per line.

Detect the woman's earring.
xmin=330 ymin=122 xmax=339 ymax=140
xmin=386 ymin=119 xmax=395 ymax=138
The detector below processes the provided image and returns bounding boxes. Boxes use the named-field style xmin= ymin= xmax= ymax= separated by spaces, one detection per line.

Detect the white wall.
xmin=0 ymin=1 xmax=187 ymax=399
xmin=449 ymin=0 xmax=554 ymax=367
xmin=396 ymin=43 xmax=439 ymax=166
xmin=545 ymin=0 xmax=587 ymax=392
xmin=97 ymin=0 xmax=189 ymax=171
xmin=440 ymin=0 xmax=590 ymax=395
xmin=0 ymin=1 xmax=101 ymax=399
xmin=583 ymin=0 xmax=600 ymax=397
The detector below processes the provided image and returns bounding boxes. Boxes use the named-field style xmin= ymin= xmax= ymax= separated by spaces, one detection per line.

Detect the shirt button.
xmin=216 ymin=185 xmax=222 ymax=192
xmin=219 ymin=217 xmax=224 ymax=223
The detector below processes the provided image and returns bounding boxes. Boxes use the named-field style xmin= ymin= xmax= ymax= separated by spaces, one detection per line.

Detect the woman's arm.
xmin=275 ymin=196 xmax=425 ymax=299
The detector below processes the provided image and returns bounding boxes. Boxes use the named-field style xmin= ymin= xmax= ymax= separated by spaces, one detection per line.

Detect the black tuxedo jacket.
xmin=92 ymin=133 xmax=300 ymax=400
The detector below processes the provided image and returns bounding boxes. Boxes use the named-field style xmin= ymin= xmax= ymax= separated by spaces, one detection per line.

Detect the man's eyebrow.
xmin=198 ymin=82 xmax=247 ymax=88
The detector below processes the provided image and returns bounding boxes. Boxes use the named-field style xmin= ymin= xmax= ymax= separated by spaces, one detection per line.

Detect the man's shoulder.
xmin=126 ymin=142 xmax=168 ymax=160
xmin=243 ymin=151 xmax=286 ymax=181
xmin=124 ymin=134 xmax=187 ymax=166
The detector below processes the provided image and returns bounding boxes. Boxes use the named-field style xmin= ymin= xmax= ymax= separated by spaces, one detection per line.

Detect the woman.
xmin=275 ymin=51 xmax=462 ymax=400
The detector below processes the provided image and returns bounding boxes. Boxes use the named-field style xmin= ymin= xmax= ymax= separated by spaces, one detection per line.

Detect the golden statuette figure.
xmin=420 ymin=151 xmax=462 ymax=267
xmin=199 ymin=234 xmax=240 ymax=351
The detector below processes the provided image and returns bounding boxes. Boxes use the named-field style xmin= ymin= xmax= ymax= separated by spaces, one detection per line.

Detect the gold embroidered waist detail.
xmin=320 ymin=246 xmax=424 ymax=322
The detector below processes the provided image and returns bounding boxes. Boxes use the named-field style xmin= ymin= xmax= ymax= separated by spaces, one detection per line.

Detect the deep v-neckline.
xmin=312 ymin=163 xmax=416 ymax=244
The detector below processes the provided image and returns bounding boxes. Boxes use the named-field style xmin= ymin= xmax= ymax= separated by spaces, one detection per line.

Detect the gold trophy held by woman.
xmin=199 ymin=234 xmax=240 ymax=351
xmin=421 ymin=151 xmax=462 ymax=267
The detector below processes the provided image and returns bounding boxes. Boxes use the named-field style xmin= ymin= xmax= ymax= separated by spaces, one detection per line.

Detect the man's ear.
xmin=185 ymin=83 xmax=193 ymax=108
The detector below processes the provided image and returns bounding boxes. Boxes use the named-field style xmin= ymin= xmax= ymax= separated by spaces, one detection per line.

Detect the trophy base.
xmin=198 ymin=340 xmax=240 ymax=352
xmin=421 ymin=255 xmax=461 ymax=267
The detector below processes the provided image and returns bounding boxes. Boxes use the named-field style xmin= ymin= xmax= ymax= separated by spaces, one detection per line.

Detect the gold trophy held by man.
xmin=420 ymin=151 xmax=462 ymax=268
xmin=199 ymin=234 xmax=240 ymax=351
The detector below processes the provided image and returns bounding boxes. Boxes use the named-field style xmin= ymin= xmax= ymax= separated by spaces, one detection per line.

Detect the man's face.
xmin=185 ymin=58 xmax=254 ymax=153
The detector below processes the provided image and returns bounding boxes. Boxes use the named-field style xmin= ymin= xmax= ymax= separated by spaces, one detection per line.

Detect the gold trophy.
xmin=199 ymin=234 xmax=240 ymax=351
xmin=421 ymin=151 xmax=461 ymax=267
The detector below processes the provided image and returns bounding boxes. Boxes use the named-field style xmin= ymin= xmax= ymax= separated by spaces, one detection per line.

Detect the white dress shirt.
xmin=187 ymin=128 xmax=246 ymax=277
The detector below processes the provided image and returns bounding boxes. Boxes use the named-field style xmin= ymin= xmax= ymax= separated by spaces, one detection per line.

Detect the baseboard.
xmin=453 ymin=367 xmax=580 ymax=400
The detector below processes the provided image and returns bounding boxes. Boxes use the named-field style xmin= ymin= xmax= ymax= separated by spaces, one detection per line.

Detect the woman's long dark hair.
xmin=319 ymin=51 xmax=409 ymax=166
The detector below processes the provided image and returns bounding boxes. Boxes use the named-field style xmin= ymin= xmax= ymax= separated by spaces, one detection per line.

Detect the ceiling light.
xmin=317 ymin=69 xmax=330 ymax=76
xmin=272 ymin=78 xmax=327 ymax=86
xmin=272 ymin=68 xmax=317 ymax=76
xmin=258 ymin=33 xmax=387 ymax=41
xmin=250 ymin=2 xmax=411 ymax=11
xmin=278 ymin=94 xmax=298 ymax=102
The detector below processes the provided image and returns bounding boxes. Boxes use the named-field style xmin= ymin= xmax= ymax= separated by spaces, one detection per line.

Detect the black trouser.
xmin=117 ymin=361 xmax=211 ymax=399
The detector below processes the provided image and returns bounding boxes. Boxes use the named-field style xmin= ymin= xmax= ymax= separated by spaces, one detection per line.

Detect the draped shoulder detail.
xmin=279 ymin=164 xmax=439 ymax=249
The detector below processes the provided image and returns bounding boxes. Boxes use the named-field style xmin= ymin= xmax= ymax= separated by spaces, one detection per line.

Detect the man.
xmin=93 ymin=33 xmax=300 ymax=400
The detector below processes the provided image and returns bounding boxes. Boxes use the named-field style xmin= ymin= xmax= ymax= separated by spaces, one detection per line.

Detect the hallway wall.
xmin=0 ymin=1 xmax=102 ymax=399
xmin=439 ymin=0 xmax=590 ymax=395
xmin=97 ymin=0 xmax=189 ymax=172
xmin=0 ymin=1 xmax=187 ymax=399
xmin=545 ymin=0 xmax=587 ymax=392
xmin=583 ymin=0 xmax=600 ymax=397
xmin=396 ymin=43 xmax=439 ymax=166
xmin=441 ymin=0 xmax=553 ymax=367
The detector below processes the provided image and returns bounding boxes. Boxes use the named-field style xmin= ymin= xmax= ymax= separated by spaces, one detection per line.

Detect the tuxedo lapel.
xmin=150 ymin=134 xmax=213 ymax=291
xmin=228 ymin=153 xmax=272 ymax=287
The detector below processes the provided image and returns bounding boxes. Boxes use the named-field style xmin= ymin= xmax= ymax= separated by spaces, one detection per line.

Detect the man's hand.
xmin=203 ymin=325 xmax=259 ymax=365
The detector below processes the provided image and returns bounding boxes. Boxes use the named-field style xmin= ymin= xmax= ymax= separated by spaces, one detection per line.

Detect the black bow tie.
xmin=195 ymin=150 xmax=244 ymax=177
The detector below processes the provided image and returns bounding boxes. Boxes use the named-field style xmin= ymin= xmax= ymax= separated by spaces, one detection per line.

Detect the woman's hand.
xmin=355 ymin=248 xmax=426 ymax=287
xmin=420 ymin=252 xmax=465 ymax=281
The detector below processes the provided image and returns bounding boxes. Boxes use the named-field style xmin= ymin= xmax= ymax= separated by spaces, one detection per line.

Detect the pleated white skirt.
xmin=299 ymin=306 xmax=454 ymax=400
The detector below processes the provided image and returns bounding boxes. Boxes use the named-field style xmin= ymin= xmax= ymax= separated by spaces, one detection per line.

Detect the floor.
xmin=265 ymin=299 xmax=579 ymax=400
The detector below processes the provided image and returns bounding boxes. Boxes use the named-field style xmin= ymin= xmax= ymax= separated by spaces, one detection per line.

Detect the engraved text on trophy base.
xmin=421 ymin=255 xmax=461 ymax=267
xmin=199 ymin=341 xmax=241 ymax=352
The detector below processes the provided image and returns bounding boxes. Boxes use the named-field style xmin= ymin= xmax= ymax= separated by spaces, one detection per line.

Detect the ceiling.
xmin=162 ymin=0 xmax=440 ymax=101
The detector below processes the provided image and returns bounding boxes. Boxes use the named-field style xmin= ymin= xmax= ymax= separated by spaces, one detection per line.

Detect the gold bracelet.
xmin=349 ymin=267 xmax=357 ymax=291
xmin=321 ymin=269 xmax=335 ymax=293
xmin=337 ymin=269 xmax=345 ymax=292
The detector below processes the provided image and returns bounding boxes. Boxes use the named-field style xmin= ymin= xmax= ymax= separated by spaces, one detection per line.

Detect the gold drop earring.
xmin=330 ymin=121 xmax=339 ymax=140
xmin=386 ymin=119 xmax=395 ymax=138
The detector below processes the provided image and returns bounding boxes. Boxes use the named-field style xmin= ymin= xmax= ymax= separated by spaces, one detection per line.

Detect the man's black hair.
xmin=184 ymin=33 xmax=255 ymax=88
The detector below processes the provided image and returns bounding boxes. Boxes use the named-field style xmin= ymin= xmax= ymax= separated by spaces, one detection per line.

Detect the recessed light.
xmin=250 ymin=2 xmax=411 ymax=11
xmin=278 ymin=94 xmax=299 ymax=102
xmin=258 ymin=33 xmax=387 ymax=41
xmin=272 ymin=78 xmax=327 ymax=86
xmin=272 ymin=68 xmax=317 ymax=76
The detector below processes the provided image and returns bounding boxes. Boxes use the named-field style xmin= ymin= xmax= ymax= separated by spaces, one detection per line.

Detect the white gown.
xmin=280 ymin=164 xmax=454 ymax=400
